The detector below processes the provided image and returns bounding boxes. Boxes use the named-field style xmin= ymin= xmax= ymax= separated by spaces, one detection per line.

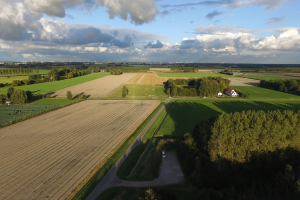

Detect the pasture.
xmin=157 ymin=73 xmax=235 ymax=78
xmin=241 ymin=75 xmax=293 ymax=80
xmin=233 ymin=86 xmax=300 ymax=99
xmin=111 ymin=84 xmax=167 ymax=98
xmin=0 ymin=73 xmax=108 ymax=95
xmin=157 ymin=99 xmax=300 ymax=137
xmin=0 ymin=76 xmax=29 ymax=84
xmin=0 ymin=100 xmax=160 ymax=200
xmin=52 ymin=73 xmax=136 ymax=98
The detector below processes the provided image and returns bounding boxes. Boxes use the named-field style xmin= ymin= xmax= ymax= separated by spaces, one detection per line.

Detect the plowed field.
xmin=128 ymin=73 xmax=167 ymax=84
xmin=228 ymin=78 xmax=260 ymax=86
xmin=52 ymin=73 xmax=136 ymax=97
xmin=0 ymin=100 xmax=160 ymax=200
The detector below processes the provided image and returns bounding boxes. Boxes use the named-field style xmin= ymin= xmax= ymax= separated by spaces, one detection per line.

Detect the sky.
xmin=0 ymin=0 xmax=299 ymax=63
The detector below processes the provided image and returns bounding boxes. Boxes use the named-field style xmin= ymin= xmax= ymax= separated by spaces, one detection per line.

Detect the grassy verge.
xmin=70 ymin=102 xmax=164 ymax=200
xmin=117 ymin=102 xmax=172 ymax=181
xmin=0 ymin=73 xmax=108 ymax=95
xmin=110 ymin=84 xmax=168 ymax=98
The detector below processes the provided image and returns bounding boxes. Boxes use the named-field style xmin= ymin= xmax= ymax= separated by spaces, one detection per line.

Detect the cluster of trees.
xmin=234 ymin=88 xmax=250 ymax=98
xmin=178 ymin=110 xmax=300 ymax=199
xmin=105 ymin=67 xmax=150 ymax=75
xmin=47 ymin=67 xmax=91 ymax=81
xmin=0 ymin=69 xmax=39 ymax=77
xmin=256 ymin=67 xmax=300 ymax=73
xmin=220 ymin=69 xmax=233 ymax=75
xmin=122 ymin=86 xmax=129 ymax=98
xmin=164 ymin=77 xmax=230 ymax=97
xmin=260 ymin=79 xmax=300 ymax=94
xmin=170 ymin=67 xmax=197 ymax=72
xmin=88 ymin=66 xmax=101 ymax=72
xmin=1 ymin=87 xmax=32 ymax=104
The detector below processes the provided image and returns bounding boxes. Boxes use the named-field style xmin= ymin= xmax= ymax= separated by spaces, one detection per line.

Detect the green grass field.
xmin=158 ymin=73 xmax=235 ymax=78
xmin=0 ymin=73 xmax=108 ymax=95
xmin=111 ymin=84 xmax=168 ymax=98
xmin=157 ymin=99 xmax=300 ymax=137
xmin=241 ymin=75 xmax=293 ymax=80
xmin=0 ymin=76 xmax=29 ymax=84
xmin=233 ymin=86 xmax=300 ymax=99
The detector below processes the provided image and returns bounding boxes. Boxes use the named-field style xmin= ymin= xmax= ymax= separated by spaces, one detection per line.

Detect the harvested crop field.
xmin=128 ymin=73 xmax=167 ymax=84
xmin=228 ymin=78 xmax=260 ymax=86
xmin=52 ymin=73 xmax=136 ymax=97
xmin=0 ymin=100 xmax=160 ymax=200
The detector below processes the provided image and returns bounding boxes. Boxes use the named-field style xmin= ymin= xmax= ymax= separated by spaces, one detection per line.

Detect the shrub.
xmin=122 ymin=86 xmax=128 ymax=98
xmin=66 ymin=91 xmax=73 ymax=100
xmin=7 ymin=87 xmax=15 ymax=99
xmin=22 ymin=79 xmax=29 ymax=85
xmin=82 ymin=94 xmax=87 ymax=100
xmin=26 ymin=90 xmax=33 ymax=101
xmin=11 ymin=80 xmax=22 ymax=86
xmin=78 ymin=94 xmax=82 ymax=99
xmin=11 ymin=89 xmax=27 ymax=104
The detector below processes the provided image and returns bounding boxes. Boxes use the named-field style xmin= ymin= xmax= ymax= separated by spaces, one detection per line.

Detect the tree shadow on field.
xmin=163 ymin=101 xmax=220 ymax=137
xmin=73 ymin=92 xmax=85 ymax=99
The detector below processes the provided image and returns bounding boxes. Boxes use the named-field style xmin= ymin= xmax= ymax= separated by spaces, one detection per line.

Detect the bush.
xmin=7 ymin=87 xmax=15 ymax=99
xmin=11 ymin=89 xmax=27 ymax=104
xmin=11 ymin=80 xmax=22 ymax=86
xmin=22 ymin=79 xmax=29 ymax=85
xmin=82 ymin=94 xmax=87 ymax=100
xmin=122 ymin=85 xmax=129 ymax=98
xmin=66 ymin=91 xmax=73 ymax=100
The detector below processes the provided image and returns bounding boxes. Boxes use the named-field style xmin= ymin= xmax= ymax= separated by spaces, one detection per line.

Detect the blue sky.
xmin=0 ymin=0 xmax=299 ymax=63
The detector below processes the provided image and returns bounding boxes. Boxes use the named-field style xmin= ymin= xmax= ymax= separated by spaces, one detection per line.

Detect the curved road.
xmin=86 ymin=98 xmax=184 ymax=200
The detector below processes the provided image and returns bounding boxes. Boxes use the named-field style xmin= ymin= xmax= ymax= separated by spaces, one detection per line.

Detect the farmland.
xmin=128 ymin=73 xmax=167 ymax=84
xmin=0 ymin=73 xmax=108 ymax=95
xmin=157 ymin=73 xmax=235 ymax=78
xmin=228 ymin=78 xmax=260 ymax=86
xmin=111 ymin=84 xmax=168 ymax=98
xmin=241 ymin=75 xmax=293 ymax=80
xmin=0 ymin=104 xmax=59 ymax=126
xmin=233 ymin=86 xmax=300 ymax=99
xmin=157 ymin=99 xmax=300 ymax=137
xmin=0 ymin=76 xmax=29 ymax=84
xmin=52 ymin=73 xmax=136 ymax=97
xmin=0 ymin=100 xmax=160 ymax=200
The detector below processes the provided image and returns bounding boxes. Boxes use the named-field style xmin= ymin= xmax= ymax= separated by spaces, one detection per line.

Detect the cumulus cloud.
xmin=95 ymin=0 xmax=159 ymax=25
xmin=144 ymin=40 xmax=163 ymax=48
xmin=205 ymin=10 xmax=223 ymax=20
xmin=266 ymin=16 xmax=286 ymax=25
xmin=193 ymin=24 xmax=255 ymax=34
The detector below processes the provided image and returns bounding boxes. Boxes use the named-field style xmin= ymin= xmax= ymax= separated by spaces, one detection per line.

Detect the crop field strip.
xmin=52 ymin=73 xmax=136 ymax=98
xmin=128 ymin=73 xmax=167 ymax=84
xmin=0 ymin=100 xmax=160 ymax=200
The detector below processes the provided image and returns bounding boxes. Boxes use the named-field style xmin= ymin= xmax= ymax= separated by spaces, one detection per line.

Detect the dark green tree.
xmin=66 ymin=91 xmax=73 ymax=100
xmin=11 ymin=89 xmax=27 ymax=104
xmin=26 ymin=90 xmax=33 ymax=101
xmin=122 ymin=86 xmax=129 ymax=98
xmin=7 ymin=87 xmax=15 ymax=99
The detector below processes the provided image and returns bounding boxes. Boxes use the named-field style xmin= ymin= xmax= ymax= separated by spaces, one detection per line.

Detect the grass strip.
xmin=70 ymin=102 xmax=164 ymax=200
xmin=116 ymin=102 xmax=173 ymax=181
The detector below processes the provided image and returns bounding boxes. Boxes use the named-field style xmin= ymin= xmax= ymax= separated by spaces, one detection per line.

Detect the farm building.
xmin=225 ymin=88 xmax=238 ymax=97
xmin=217 ymin=92 xmax=223 ymax=96
xmin=5 ymin=101 xmax=12 ymax=105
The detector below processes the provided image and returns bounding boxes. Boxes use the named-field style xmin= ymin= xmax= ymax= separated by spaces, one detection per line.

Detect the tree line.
xmin=105 ymin=67 xmax=150 ymax=75
xmin=260 ymin=79 xmax=300 ymax=94
xmin=178 ymin=110 xmax=300 ymax=199
xmin=1 ymin=87 xmax=32 ymax=104
xmin=256 ymin=67 xmax=300 ymax=73
xmin=170 ymin=67 xmax=197 ymax=72
xmin=0 ymin=69 xmax=39 ymax=76
xmin=47 ymin=67 xmax=91 ymax=81
xmin=164 ymin=77 xmax=230 ymax=97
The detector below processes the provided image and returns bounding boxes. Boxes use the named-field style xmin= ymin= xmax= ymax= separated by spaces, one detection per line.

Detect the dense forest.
xmin=105 ymin=67 xmax=150 ymax=75
xmin=164 ymin=77 xmax=230 ymax=97
xmin=170 ymin=67 xmax=197 ymax=72
xmin=260 ymin=79 xmax=300 ymax=94
xmin=178 ymin=110 xmax=300 ymax=199
xmin=257 ymin=68 xmax=300 ymax=73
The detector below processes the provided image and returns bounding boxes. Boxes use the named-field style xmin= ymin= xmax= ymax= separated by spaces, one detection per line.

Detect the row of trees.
xmin=178 ymin=110 xmax=300 ymax=199
xmin=170 ymin=67 xmax=197 ymax=72
xmin=260 ymin=79 xmax=300 ymax=94
xmin=0 ymin=69 xmax=39 ymax=76
xmin=47 ymin=67 xmax=91 ymax=81
xmin=256 ymin=67 xmax=300 ymax=73
xmin=164 ymin=77 xmax=230 ymax=97
xmin=105 ymin=67 xmax=150 ymax=74
xmin=1 ymin=87 xmax=32 ymax=104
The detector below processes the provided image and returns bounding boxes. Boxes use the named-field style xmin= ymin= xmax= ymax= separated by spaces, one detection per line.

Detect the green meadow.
xmin=157 ymin=99 xmax=300 ymax=137
xmin=233 ymin=86 xmax=300 ymax=99
xmin=111 ymin=84 xmax=168 ymax=98
xmin=241 ymin=75 xmax=293 ymax=80
xmin=0 ymin=76 xmax=29 ymax=84
xmin=0 ymin=73 xmax=108 ymax=95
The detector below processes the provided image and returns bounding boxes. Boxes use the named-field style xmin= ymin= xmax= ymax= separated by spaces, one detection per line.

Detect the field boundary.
xmin=69 ymin=101 xmax=164 ymax=200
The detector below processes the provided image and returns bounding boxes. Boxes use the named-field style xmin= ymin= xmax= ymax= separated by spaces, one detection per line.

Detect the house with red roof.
xmin=225 ymin=88 xmax=238 ymax=97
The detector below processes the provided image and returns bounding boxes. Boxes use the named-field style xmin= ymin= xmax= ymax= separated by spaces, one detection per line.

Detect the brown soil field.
xmin=128 ymin=73 xmax=167 ymax=84
xmin=0 ymin=100 xmax=160 ymax=200
xmin=52 ymin=73 xmax=136 ymax=97
xmin=228 ymin=78 xmax=260 ymax=86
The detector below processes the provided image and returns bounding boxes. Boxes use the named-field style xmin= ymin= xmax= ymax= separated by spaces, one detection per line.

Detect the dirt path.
xmin=86 ymin=99 xmax=180 ymax=200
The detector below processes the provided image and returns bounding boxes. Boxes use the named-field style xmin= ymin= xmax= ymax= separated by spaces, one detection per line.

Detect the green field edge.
xmin=0 ymin=99 xmax=83 ymax=129
xmin=71 ymin=101 xmax=165 ymax=200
